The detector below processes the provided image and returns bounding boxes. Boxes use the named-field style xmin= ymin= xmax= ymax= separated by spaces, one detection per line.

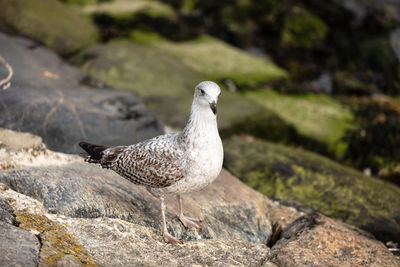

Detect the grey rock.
xmin=0 ymin=33 xmax=163 ymax=154
xmin=0 ymin=198 xmax=15 ymax=224
xmin=0 ymin=221 xmax=40 ymax=267
xmin=309 ymin=72 xmax=333 ymax=94
xmin=0 ymin=164 xmax=272 ymax=244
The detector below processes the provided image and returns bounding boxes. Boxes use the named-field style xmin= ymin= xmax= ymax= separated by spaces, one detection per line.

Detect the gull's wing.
xmin=102 ymin=134 xmax=185 ymax=188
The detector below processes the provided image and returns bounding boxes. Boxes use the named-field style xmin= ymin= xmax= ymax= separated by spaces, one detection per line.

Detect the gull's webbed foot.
xmin=178 ymin=214 xmax=202 ymax=229
xmin=163 ymin=231 xmax=182 ymax=244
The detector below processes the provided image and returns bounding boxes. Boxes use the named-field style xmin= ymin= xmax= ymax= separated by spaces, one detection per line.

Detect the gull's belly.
xmin=149 ymin=136 xmax=223 ymax=196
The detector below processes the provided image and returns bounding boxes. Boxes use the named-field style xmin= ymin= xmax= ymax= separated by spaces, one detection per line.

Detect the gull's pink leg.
xmin=177 ymin=194 xmax=201 ymax=229
xmin=160 ymin=197 xmax=181 ymax=244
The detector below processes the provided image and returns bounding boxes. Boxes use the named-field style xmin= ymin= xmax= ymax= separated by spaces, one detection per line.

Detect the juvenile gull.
xmin=79 ymin=81 xmax=223 ymax=244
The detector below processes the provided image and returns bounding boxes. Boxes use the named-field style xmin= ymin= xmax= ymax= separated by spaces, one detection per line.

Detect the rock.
xmin=0 ymin=0 xmax=98 ymax=56
xmin=16 ymin=211 xmax=94 ymax=266
xmin=244 ymin=89 xmax=354 ymax=156
xmin=49 ymin=216 xmax=270 ymax=266
xmin=0 ymin=128 xmax=43 ymax=149
xmin=223 ymin=136 xmax=400 ymax=243
xmin=73 ymin=39 xmax=296 ymax=140
xmin=270 ymin=213 xmax=400 ymax=267
xmin=0 ymin=221 xmax=41 ymax=266
xmin=0 ymin=131 xmax=397 ymax=265
xmin=129 ymin=32 xmax=288 ymax=87
xmin=0 ymin=33 xmax=163 ymax=154
xmin=0 ymin=198 xmax=15 ymax=224
xmin=0 ymin=128 xmax=81 ymax=170
xmin=81 ymin=0 xmax=176 ymax=19
xmin=309 ymin=72 xmax=333 ymax=94
xmin=56 ymin=254 xmax=82 ymax=267
xmin=0 ymin=164 xmax=272 ymax=244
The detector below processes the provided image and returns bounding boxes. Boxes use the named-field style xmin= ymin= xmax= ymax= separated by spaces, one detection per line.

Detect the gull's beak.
xmin=210 ymin=101 xmax=217 ymax=114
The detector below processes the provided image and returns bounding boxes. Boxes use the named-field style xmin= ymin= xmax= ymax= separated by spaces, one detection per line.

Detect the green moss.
xmin=73 ymin=40 xmax=295 ymax=139
xmin=82 ymin=0 xmax=176 ymax=19
xmin=15 ymin=211 xmax=95 ymax=266
xmin=223 ymin=137 xmax=400 ymax=241
xmin=0 ymin=0 xmax=99 ymax=56
xmin=245 ymin=89 xmax=354 ymax=157
xmin=281 ymin=7 xmax=328 ymax=49
xmin=129 ymin=31 xmax=288 ymax=87
xmin=60 ymin=0 xmax=97 ymax=5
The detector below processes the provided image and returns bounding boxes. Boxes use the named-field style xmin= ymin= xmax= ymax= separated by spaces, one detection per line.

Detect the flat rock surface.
xmin=270 ymin=213 xmax=400 ymax=267
xmin=0 ymin=164 xmax=272 ymax=244
xmin=0 ymin=33 xmax=163 ymax=154
xmin=0 ymin=221 xmax=41 ymax=267
xmin=50 ymin=216 xmax=269 ymax=267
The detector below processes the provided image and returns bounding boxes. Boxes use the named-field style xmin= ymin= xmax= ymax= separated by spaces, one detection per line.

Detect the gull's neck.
xmin=181 ymin=100 xmax=218 ymax=143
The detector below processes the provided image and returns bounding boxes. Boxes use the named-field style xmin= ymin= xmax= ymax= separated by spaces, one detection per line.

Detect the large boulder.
xmin=0 ymin=130 xmax=397 ymax=266
xmin=223 ymin=136 xmax=400 ymax=244
xmin=0 ymin=221 xmax=41 ymax=266
xmin=0 ymin=0 xmax=98 ymax=56
xmin=72 ymin=40 xmax=297 ymax=142
xmin=0 ymin=33 xmax=163 ymax=154
xmin=0 ymin=165 xmax=273 ymax=244
xmin=129 ymin=32 xmax=288 ymax=87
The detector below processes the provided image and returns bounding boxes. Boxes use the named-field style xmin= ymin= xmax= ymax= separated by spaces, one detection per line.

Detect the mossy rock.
xmin=281 ymin=6 xmax=328 ymax=49
xmin=72 ymin=40 xmax=296 ymax=139
xmin=244 ymin=89 xmax=355 ymax=157
xmin=81 ymin=0 xmax=176 ymax=19
xmin=129 ymin=31 xmax=288 ymax=87
xmin=223 ymin=137 xmax=400 ymax=243
xmin=0 ymin=0 xmax=98 ymax=56
xmin=72 ymin=40 xmax=201 ymax=127
xmin=15 ymin=211 xmax=95 ymax=266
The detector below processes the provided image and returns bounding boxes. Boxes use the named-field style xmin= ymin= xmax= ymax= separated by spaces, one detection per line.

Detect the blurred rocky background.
xmin=0 ymin=0 xmax=399 ymax=265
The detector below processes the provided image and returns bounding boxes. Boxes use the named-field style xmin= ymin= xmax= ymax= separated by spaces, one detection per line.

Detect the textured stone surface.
xmin=224 ymin=136 xmax=400 ymax=244
xmin=0 ymin=128 xmax=81 ymax=170
xmin=0 ymin=33 xmax=163 ymax=154
xmin=0 ymin=132 xmax=398 ymax=266
xmin=0 ymin=164 xmax=272 ymax=244
xmin=50 ymin=216 xmax=270 ymax=266
xmin=0 ymin=197 xmax=15 ymax=224
xmin=0 ymin=221 xmax=41 ymax=266
xmin=270 ymin=213 xmax=400 ymax=267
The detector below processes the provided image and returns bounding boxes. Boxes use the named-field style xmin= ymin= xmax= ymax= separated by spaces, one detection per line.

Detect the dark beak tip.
xmin=210 ymin=102 xmax=217 ymax=114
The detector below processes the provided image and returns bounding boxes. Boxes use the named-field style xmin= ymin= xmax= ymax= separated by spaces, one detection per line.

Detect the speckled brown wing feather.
xmin=102 ymin=134 xmax=185 ymax=188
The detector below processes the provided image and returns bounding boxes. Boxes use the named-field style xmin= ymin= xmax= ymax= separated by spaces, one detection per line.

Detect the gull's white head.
xmin=194 ymin=81 xmax=221 ymax=114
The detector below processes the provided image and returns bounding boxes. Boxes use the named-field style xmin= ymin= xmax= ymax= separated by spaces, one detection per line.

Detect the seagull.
xmin=79 ymin=81 xmax=223 ymax=244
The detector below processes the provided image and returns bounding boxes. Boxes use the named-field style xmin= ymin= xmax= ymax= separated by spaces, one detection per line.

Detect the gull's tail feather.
xmin=79 ymin=141 xmax=109 ymax=163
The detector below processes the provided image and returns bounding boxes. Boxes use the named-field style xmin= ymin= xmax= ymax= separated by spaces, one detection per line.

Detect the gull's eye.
xmin=200 ymin=89 xmax=205 ymax=95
